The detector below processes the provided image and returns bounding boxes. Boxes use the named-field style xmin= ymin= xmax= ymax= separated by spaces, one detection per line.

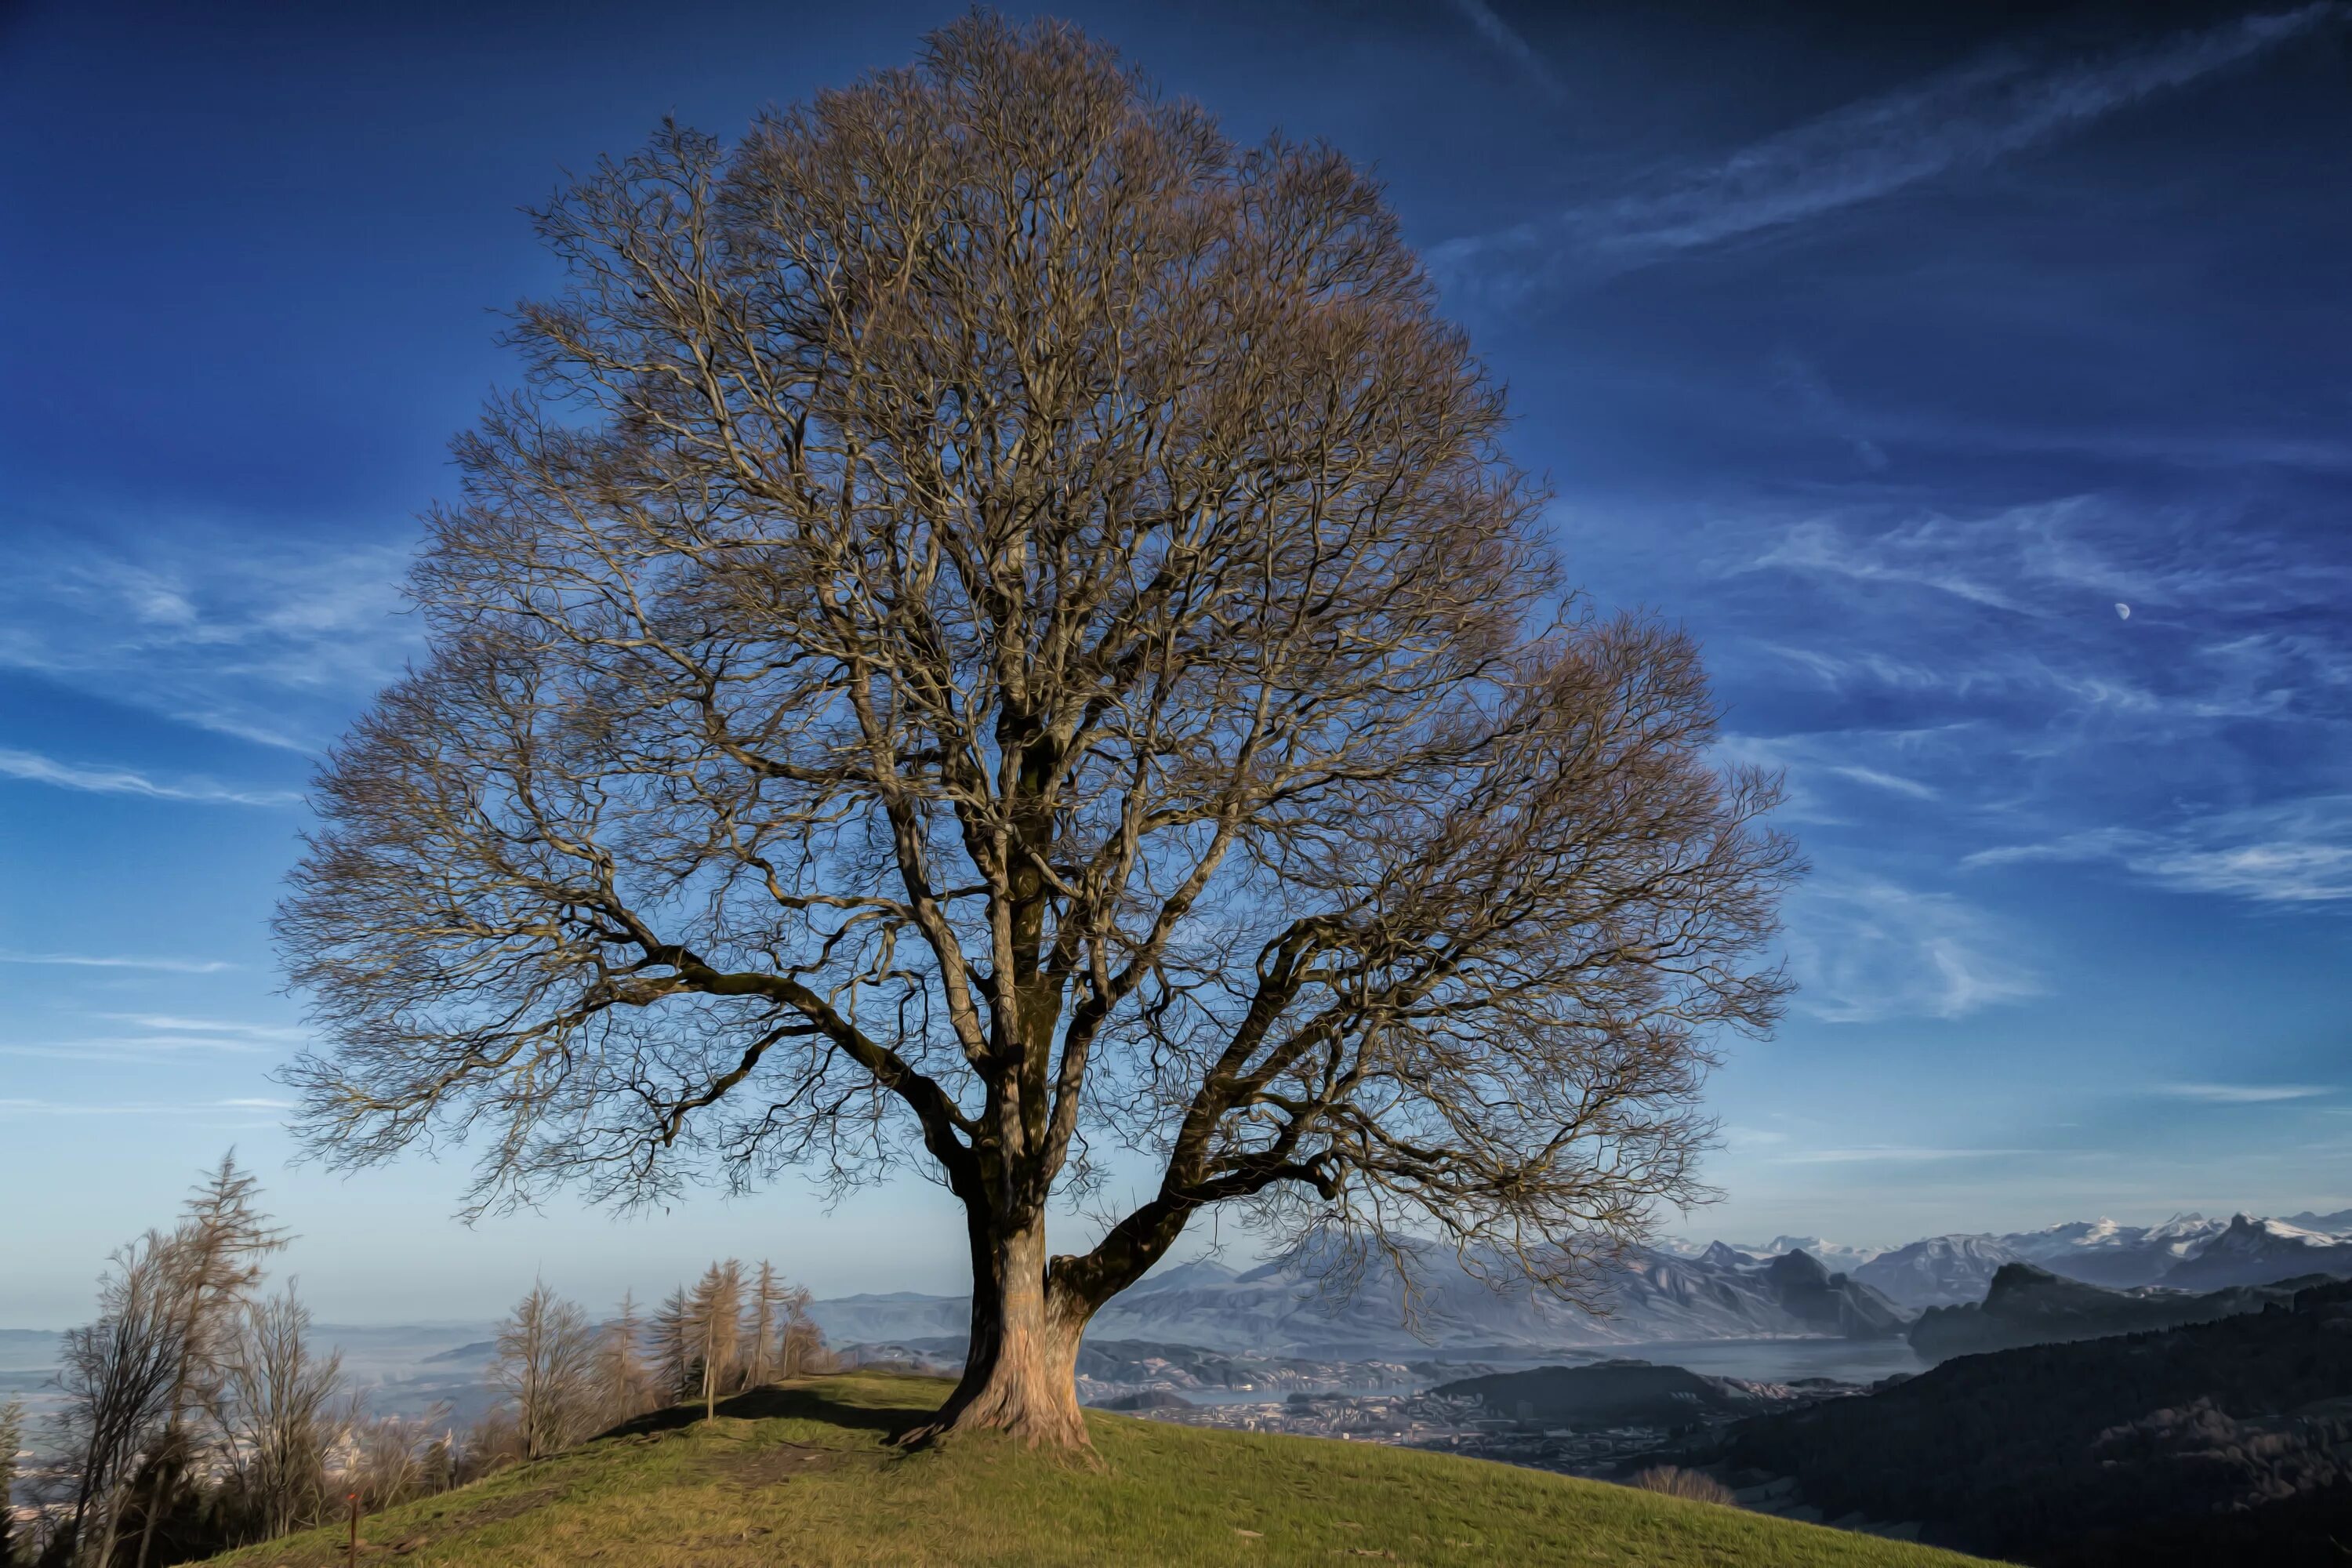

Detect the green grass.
xmin=203 ymin=1373 xmax=1997 ymax=1567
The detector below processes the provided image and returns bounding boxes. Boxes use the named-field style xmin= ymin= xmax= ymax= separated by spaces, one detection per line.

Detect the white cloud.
xmin=0 ymin=1036 xmax=275 ymax=1061
xmin=1440 ymin=0 xmax=1566 ymax=103
xmin=1748 ymin=517 xmax=2022 ymax=610
xmin=0 ymin=950 xmax=237 ymax=974
xmin=0 ymin=528 xmax=415 ymax=752
xmin=1439 ymin=4 xmax=2347 ymax=285
xmin=0 ymin=1098 xmax=292 ymax=1116
xmin=1776 ymin=1145 xmax=2037 ymax=1165
xmin=1968 ymin=797 xmax=2352 ymax=905
xmin=2156 ymin=1083 xmax=2331 ymax=1105
xmin=93 ymin=1014 xmax=306 ymax=1043
xmin=1782 ymin=876 xmax=2042 ymax=1024
xmin=1714 ymin=731 xmax=1948 ymax=823
xmin=0 ymin=747 xmax=299 ymax=808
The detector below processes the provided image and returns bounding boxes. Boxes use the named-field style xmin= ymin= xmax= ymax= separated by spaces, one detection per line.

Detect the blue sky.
xmin=3 ymin=0 xmax=2348 ymax=1325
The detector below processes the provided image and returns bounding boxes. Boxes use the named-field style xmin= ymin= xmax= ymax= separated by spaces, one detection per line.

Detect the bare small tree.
xmin=50 ymin=1233 xmax=183 ymax=1566
xmin=278 ymin=16 xmax=1795 ymax=1446
xmin=491 ymin=1284 xmax=597 ymax=1461
xmin=337 ymin=1400 xmax=451 ymax=1514
xmin=779 ymin=1294 xmax=827 ymax=1381
xmin=450 ymin=1409 xmax=522 ymax=1484
xmin=1 ymin=1394 xmax=24 ymax=1566
xmin=215 ymin=1287 xmax=344 ymax=1543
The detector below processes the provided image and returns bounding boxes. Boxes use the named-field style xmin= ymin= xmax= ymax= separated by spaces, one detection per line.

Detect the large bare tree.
xmin=278 ymin=16 xmax=1796 ymax=1446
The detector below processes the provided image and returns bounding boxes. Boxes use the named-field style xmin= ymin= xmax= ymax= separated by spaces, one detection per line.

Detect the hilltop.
xmin=201 ymin=1372 xmax=1993 ymax=1568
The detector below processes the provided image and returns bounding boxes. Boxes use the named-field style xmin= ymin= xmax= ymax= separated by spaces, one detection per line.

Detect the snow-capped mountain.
xmin=2282 ymin=1208 xmax=2352 ymax=1235
xmin=812 ymin=1240 xmax=1906 ymax=1356
xmin=808 ymin=1205 xmax=2352 ymax=1357
xmin=1852 ymin=1234 xmax=2024 ymax=1308
xmin=1997 ymin=1214 xmax=2228 ymax=1289
xmin=2157 ymin=1214 xmax=2352 ymax=1290
xmin=1654 ymin=1234 xmax=1885 ymax=1273
xmin=1748 ymin=1236 xmax=1887 ymax=1274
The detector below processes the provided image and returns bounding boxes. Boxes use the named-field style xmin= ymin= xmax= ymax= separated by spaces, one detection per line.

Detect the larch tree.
xmin=648 ymin=1288 xmax=695 ymax=1406
xmin=742 ymin=1265 xmax=782 ymax=1389
xmin=275 ymin=15 xmax=1796 ymax=1448
xmin=130 ymin=1153 xmax=287 ymax=1568
xmin=687 ymin=1261 xmax=746 ymax=1420
xmin=593 ymin=1293 xmax=652 ymax=1425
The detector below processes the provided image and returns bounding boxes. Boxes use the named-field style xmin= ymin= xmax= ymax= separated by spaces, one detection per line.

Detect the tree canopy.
xmin=278 ymin=14 xmax=1797 ymax=1444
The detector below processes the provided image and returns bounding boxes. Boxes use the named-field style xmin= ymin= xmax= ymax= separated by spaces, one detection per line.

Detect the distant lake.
xmin=1494 ymin=1338 xmax=1928 ymax=1386
xmin=1105 ymin=1337 xmax=1928 ymax=1408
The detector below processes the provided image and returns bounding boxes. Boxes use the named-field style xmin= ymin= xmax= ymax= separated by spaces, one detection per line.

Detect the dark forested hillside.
xmin=1724 ymin=1279 xmax=2352 ymax=1564
xmin=1907 ymin=1263 xmax=2321 ymax=1359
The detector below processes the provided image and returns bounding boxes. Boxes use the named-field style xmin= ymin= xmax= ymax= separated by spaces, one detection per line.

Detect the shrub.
xmin=1632 ymin=1465 xmax=1737 ymax=1505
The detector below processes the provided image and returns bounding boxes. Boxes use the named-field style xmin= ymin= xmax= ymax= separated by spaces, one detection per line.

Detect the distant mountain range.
xmin=1907 ymin=1262 xmax=2325 ymax=1361
xmin=1670 ymin=1209 xmax=2352 ymax=1308
xmin=801 ymin=1207 xmax=2352 ymax=1356
xmin=2158 ymin=1214 xmax=2352 ymax=1290
xmin=811 ymin=1237 xmax=1907 ymax=1356
xmin=8 ymin=1207 xmax=2347 ymax=1382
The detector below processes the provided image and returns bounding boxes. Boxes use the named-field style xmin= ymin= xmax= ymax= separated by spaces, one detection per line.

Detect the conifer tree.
xmin=687 ymin=1262 xmax=744 ymax=1420
xmin=742 ymin=1265 xmax=782 ymax=1389
xmin=131 ymin=1152 xmax=288 ymax=1568
xmin=593 ymin=1293 xmax=650 ymax=1425
xmin=649 ymin=1287 xmax=695 ymax=1406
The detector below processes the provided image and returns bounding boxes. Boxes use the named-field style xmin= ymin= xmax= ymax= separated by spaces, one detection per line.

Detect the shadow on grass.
xmin=603 ymin=1380 xmax=939 ymax=1443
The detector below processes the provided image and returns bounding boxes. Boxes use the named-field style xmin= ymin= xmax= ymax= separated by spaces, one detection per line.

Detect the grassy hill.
xmin=205 ymin=1373 xmax=1996 ymax=1567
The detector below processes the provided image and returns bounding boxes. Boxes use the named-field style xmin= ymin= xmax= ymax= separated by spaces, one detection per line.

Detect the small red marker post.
xmin=347 ymin=1493 xmax=360 ymax=1565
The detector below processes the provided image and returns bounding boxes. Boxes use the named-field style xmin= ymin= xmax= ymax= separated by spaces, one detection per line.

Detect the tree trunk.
xmin=918 ymin=1215 xmax=1091 ymax=1449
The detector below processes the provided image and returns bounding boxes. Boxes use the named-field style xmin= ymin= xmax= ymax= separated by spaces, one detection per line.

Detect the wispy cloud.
xmin=1777 ymin=1145 xmax=2038 ymax=1165
xmin=0 ymin=747 xmax=299 ymax=808
xmin=93 ymin=1014 xmax=306 ymax=1043
xmin=0 ymin=527 xmax=414 ymax=752
xmin=1969 ymin=797 xmax=2352 ymax=905
xmin=1437 ymin=5 xmax=2347 ymax=289
xmin=1440 ymin=0 xmax=1566 ymax=103
xmin=1715 ymin=730 xmax=1947 ymax=822
xmin=0 ymin=1037 xmax=277 ymax=1062
xmin=2157 ymin=1082 xmax=2332 ymax=1104
xmin=0 ymin=1015 xmax=309 ymax=1063
xmin=1781 ymin=876 xmax=2043 ymax=1024
xmin=0 ymin=950 xmax=237 ymax=975
xmin=1748 ymin=517 xmax=2024 ymax=611
xmin=0 ymin=1097 xmax=292 ymax=1116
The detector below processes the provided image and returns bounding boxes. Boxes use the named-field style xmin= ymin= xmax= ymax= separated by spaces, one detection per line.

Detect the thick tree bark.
xmin=918 ymin=1214 xmax=1093 ymax=1448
